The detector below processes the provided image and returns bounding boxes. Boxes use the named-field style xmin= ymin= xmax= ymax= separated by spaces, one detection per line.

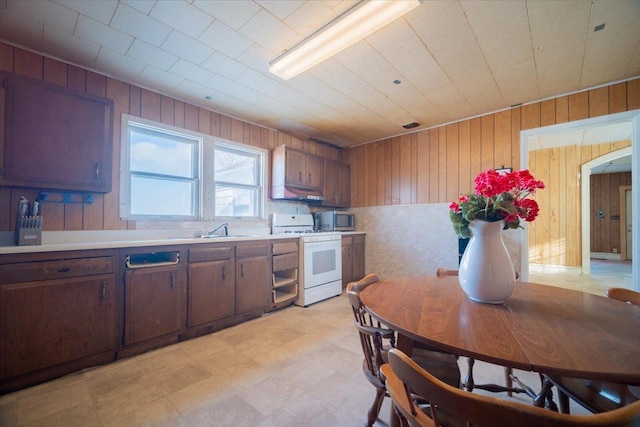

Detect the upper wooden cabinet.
xmin=322 ymin=159 xmax=351 ymax=207
xmin=271 ymin=145 xmax=325 ymax=200
xmin=0 ymin=72 xmax=114 ymax=193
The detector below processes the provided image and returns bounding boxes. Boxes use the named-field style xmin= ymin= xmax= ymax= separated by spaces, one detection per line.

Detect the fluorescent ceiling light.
xmin=269 ymin=0 xmax=422 ymax=80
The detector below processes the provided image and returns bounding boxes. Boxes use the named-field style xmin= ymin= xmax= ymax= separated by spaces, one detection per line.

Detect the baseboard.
xmin=590 ymin=252 xmax=622 ymax=261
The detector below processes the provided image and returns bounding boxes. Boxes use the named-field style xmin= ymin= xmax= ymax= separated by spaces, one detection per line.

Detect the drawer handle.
xmin=222 ymin=266 xmax=226 ymax=280
xmin=58 ymin=267 xmax=70 ymax=273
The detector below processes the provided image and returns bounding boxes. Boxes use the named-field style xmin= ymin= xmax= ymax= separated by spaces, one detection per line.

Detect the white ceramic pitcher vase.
xmin=458 ymin=219 xmax=516 ymax=304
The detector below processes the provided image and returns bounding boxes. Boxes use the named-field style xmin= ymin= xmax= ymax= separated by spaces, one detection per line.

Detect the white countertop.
xmin=0 ymin=229 xmax=365 ymax=255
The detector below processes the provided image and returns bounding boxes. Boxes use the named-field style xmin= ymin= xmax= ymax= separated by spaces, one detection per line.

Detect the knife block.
xmin=15 ymin=216 xmax=43 ymax=245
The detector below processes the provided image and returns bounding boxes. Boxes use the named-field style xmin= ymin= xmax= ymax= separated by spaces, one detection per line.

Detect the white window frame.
xmin=209 ymin=140 xmax=266 ymax=221
xmin=120 ymin=115 xmax=202 ymax=221
xmin=120 ymin=114 xmax=267 ymax=222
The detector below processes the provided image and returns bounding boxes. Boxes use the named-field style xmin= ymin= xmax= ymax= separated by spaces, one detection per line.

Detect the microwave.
xmin=319 ymin=211 xmax=355 ymax=231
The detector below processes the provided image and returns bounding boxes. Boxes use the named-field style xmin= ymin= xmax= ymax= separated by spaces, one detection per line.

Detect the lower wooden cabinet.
xmin=187 ymin=245 xmax=235 ymax=327
xmin=342 ymin=234 xmax=366 ymax=286
xmin=236 ymin=243 xmax=270 ymax=314
xmin=0 ymin=238 xmax=282 ymax=393
xmin=353 ymin=234 xmax=366 ymax=282
xmin=123 ymin=265 xmax=186 ymax=346
xmin=0 ymin=250 xmax=117 ymax=393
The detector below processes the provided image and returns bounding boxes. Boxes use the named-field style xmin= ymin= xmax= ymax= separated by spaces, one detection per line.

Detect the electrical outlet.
xmin=613 ymin=248 xmax=618 ymax=253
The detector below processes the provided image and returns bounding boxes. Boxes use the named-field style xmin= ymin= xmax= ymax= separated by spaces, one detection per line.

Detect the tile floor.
xmin=0 ymin=260 xmax=632 ymax=426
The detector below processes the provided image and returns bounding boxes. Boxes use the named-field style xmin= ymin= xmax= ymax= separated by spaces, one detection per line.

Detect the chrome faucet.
xmin=208 ymin=223 xmax=229 ymax=237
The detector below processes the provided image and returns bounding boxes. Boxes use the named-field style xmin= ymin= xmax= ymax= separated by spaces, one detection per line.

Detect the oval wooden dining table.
xmin=360 ymin=275 xmax=640 ymax=385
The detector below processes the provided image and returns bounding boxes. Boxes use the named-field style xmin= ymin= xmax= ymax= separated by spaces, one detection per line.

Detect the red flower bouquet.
xmin=449 ymin=169 xmax=545 ymax=238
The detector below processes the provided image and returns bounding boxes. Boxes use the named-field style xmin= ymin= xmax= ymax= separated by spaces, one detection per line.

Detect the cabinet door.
xmin=1 ymin=275 xmax=115 ymax=377
xmin=323 ymin=160 xmax=339 ymax=206
xmin=306 ymin=154 xmax=324 ymax=189
xmin=187 ymin=259 xmax=234 ymax=327
xmin=353 ymin=242 xmax=365 ymax=282
xmin=236 ymin=256 xmax=269 ymax=314
xmin=124 ymin=266 xmax=185 ymax=345
xmin=285 ymin=149 xmax=306 ymax=187
xmin=2 ymin=72 xmax=113 ymax=192
xmin=342 ymin=238 xmax=353 ymax=285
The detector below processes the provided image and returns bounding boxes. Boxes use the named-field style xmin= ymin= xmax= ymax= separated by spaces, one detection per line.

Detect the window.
xmin=213 ymin=143 xmax=264 ymax=219
xmin=121 ymin=116 xmax=201 ymax=220
xmin=120 ymin=115 xmax=266 ymax=221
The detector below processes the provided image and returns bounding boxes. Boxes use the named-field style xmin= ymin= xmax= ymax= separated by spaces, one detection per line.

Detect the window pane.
xmin=214 ymin=149 xmax=257 ymax=185
xmin=130 ymin=126 xmax=195 ymax=178
xmin=215 ymin=185 xmax=257 ymax=217
xmin=131 ymin=176 xmax=194 ymax=216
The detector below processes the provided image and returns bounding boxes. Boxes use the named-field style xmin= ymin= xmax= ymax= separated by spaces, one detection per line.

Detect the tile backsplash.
xmin=350 ymin=203 xmax=522 ymax=280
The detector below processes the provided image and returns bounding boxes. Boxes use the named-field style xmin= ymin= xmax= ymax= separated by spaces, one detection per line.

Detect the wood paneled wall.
xmin=590 ymin=172 xmax=632 ymax=254
xmin=349 ymin=78 xmax=640 ymax=267
xmin=0 ymin=42 xmax=341 ymax=232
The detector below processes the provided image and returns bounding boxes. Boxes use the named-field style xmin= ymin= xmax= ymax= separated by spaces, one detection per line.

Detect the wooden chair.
xmin=436 ymin=268 xmax=523 ymax=397
xmin=544 ymin=287 xmax=640 ymax=414
xmin=347 ymin=274 xmax=461 ymax=427
xmin=382 ymin=347 xmax=640 ymax=427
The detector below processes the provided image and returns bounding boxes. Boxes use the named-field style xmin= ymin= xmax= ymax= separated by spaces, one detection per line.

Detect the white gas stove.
xmin=272 ymin=214 xmax=342 ymax=306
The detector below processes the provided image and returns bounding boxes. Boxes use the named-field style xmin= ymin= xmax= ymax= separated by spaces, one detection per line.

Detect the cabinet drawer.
xmin=1 ymin=256 xmax=114 ymax=284
xmin=353 ymin=235 xmax=366 ymax=244
xmin=273 ymin=253 xmax=298 ymax=272
xmin=272 ymin=240 xmax=298 ymax=255
xmin=236 ymin=243 xmax=269 ymax=258
xmin=342 ymin=236 xmax=353 ymax=245
xmin=189 ymin=246 xmax=233 ymax=263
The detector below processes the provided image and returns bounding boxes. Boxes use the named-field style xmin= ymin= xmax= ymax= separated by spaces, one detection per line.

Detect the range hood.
xmin=271 ymin=186 xmax=324 ymax=201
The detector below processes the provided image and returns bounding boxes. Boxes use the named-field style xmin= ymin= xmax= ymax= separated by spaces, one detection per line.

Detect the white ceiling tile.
xmin=42 ymin=25 xmax=100 ymax=66
xmin=55 ymin=0 xmax=118 ymax=25
xmin=95 ymin=47 xmax=145 ymax=79
xmin=121 ymin=0 xmax=155 ymax=15
xmin=7 ymin=0 xmax=77 ymax=33
xmin=283 ymin=0 xmax=337 ymax=37
xmin=256 ymin=0 xmax=304 ymax=20
xmin=75 ymin=15 xmax=133 ymax=55
xmin=127 ymin=39 xmax=178 ymax=70
xmin=0 ymin=8 xmax=44 ymax=48
xmin=198 ymin=20 xmax=254 ymax=58
xmin=111 ymin=2 xmax=172 ymax=47
xmin=149 ymin=0 xmax=213 ymax=38
xmin=162 ymin=30 xmax=214 ymax=65
xmin=238 ymin=9 xmax=298 ymax=53
xmin=169 ymin=59 xmax=212 ymax=84
xmin=193 ymin=0 xmax=261 ymax=31
xmin=139 ymin=65 xmax=184 ymax=90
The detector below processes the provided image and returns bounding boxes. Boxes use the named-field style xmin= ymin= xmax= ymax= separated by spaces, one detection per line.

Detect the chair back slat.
xmin=385 ymin=348 xmax=640 ymax=427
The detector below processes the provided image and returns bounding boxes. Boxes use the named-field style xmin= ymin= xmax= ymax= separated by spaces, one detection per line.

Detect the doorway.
xmin=581 ymin=148 xmax=632 ymax=275
xmin=520 ymin=110 xmax=640 ymax=291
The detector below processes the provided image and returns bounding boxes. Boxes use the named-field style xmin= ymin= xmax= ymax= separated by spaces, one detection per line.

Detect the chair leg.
xmin=557 ymin=389 xmax=571 ymax=414
xmin=366 ymin=386 xmax=386 ymax=427
xmin=464 ymin=357 xmax=476 ymax=391
xmin=505 ymin=367 xmax=513 ymax=396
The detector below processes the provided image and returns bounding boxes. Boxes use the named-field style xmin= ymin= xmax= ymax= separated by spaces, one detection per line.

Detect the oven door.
xmin=302 ymin=239 xmax=342 ymax=289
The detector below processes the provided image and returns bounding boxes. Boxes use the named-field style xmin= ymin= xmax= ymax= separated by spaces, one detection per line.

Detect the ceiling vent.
xmin=402 ymin=122 xmax=420 ymax=129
